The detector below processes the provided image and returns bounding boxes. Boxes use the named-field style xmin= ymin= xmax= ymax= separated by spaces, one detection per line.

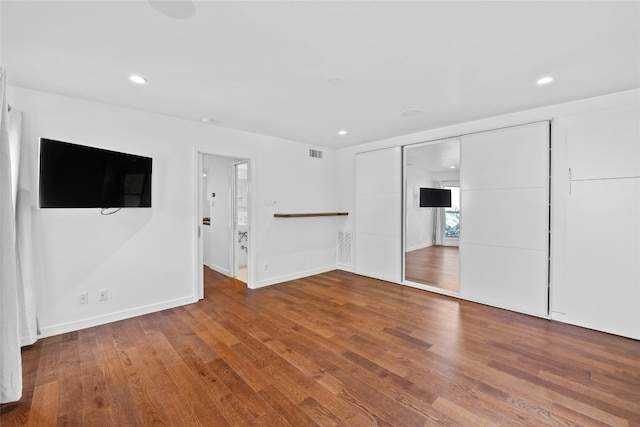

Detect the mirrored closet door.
xmin=403 ymin=139 xmax=460 ymax=294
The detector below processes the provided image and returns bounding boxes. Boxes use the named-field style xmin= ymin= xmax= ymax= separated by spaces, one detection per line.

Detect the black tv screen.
xmin=39 ymin=138 xmax=152 ymax=208
xmin=419 ymin=188 xmax=451 ymax=208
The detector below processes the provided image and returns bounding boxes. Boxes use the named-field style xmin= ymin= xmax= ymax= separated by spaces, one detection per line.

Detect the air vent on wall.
xmin=337 ymin=231 xmax=353 ymax=267
xmin=309 ymin=149 xmax=323 ymax=159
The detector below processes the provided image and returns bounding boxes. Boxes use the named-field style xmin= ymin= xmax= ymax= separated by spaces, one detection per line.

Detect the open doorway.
xmin=233 ymin=162 xmax=249 ymax=283
xmin=198 ymin=152 xmax=251 ymax=295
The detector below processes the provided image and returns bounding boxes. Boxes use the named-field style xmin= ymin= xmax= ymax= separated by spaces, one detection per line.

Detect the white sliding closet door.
xmin=564 ymin=178 xmax=640 ymax=338
xmin=460 ymin=122 xmax=550 ymax=316
xmin=553 ymin=103 xmax=640 ymax=339
xmin=355 ymin=147 xmax=402 ymax=283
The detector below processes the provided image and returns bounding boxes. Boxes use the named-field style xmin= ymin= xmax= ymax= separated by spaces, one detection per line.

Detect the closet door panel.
xmin=355 ymin=148 xmax=402 ymax=283
xmin=460 ymin=122 xmax=549 ymax=317
xmin=461 ymin=123 xmax=549 ymax=190
xmin=355 ymin=233 xmax=402 ymax=283
xmin=356 ymin=192 xmax=401 ymax=236
xmin=563 ymin=178 xmax=640 ymax=338
xmin=461 ymin=244 xmax=548 ymax=316
xmin=566 ymin=103 xmax=640 ymax=180
xmin=356 ymin=148 xmax=401 ymax=194
xmin=463 ymin=187 xmax=548 ymax=250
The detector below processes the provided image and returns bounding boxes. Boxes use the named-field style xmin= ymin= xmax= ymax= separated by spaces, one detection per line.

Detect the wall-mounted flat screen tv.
xmin=419 ymin=187 xmax=451 ymax=208
xmin=39 ymin=138 xmax=152 ymax=208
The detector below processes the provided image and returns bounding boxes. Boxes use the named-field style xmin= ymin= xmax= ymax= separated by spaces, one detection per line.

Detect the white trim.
xmin=229 ymin=162 xmax=238 ymax=279
xmin=38 ymin=295 xmax=198 ymax=338
xmin=402 ymin=279 xmax=459 ymax=298
xmin=405 ymin=242 xmax=433 ymax=252
xmin=194 ymin=151 xmax=204 ymax=300
xmin=252 ymin=265 xmax=336 ymax=289
xmin=336 ymin=265 xmax=354 ymax=273
xmin=442 ymin=238 xmax=459 ymax=247
xmin=207 ymin=263 xmax=231 ymax=277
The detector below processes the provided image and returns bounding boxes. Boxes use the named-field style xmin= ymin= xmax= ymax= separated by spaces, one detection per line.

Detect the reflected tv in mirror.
xmin=39 ymin=138 xmax=152 ymax=208
xmin=419 ymin=188 xmax=451 ymax=208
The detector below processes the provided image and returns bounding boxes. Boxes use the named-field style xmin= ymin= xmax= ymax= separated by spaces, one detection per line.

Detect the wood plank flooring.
xmin=2 ymin=268 xmax=640 ymax=426
xmin=405 ymin=246 xmax=459 ymax=292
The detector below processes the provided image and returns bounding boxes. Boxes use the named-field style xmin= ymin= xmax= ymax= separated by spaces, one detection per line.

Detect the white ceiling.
xmin=2 ymin=1 xmax=639 ymax=149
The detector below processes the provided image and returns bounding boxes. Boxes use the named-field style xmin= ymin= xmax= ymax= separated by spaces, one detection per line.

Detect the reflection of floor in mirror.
xmin=236 ymin=265 xmax=247 ymax=283
xmin=405 ymin=246 xmax=459 ymax=292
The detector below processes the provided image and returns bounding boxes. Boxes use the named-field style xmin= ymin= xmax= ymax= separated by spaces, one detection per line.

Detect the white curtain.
xmin=432 ymin=181 xmax=445 ymax=246
xmin=1 ymin=68 xmax=36 ymax=404
xmin=12 ymin=107 xmax=37 ymax=347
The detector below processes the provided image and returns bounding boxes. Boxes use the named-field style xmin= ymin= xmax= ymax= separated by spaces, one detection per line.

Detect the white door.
xmin=459 ymin=122 xmax=550 ymax=317
xmin=355 ymin=147 xmax=402 ymax=283
xmin=564 ymin=178 xmax=640 ymax=338
xmin=554 ymin=102 xmax=640 ymax=338
xmin=565 ymin=103 xmax=640 ymax=180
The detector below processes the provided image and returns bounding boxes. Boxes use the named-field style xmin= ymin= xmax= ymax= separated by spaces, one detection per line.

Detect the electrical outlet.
xmin=79 ymin=292 xmax=89 ymax=304
xmin=264 ymin=262 xmax=269 ymax=271
xmin=98 ymin=289 xmax=108 ymax=301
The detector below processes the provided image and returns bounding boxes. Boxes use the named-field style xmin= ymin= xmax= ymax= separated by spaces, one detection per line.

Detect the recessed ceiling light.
xmin=401 ymin=109 xmax=423 ymax=117
xmin=537 ymin=76 xmax=554 ymax=86
xmin=450 ymin=166 xmax=456 ymax=169
xmin=338 ymin=130 xmax=347 ymax=136
xmin=129 ymin=75 xmax=147 ymax=85
xmin=201 ymin=118 xmax=216 ymax=124
xmin=328 ymin=76 xmax=345 ymax=85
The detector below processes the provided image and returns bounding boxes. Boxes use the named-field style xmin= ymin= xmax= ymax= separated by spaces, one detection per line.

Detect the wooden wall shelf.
xmin=274 ymin=212 xmax=348 ymax=218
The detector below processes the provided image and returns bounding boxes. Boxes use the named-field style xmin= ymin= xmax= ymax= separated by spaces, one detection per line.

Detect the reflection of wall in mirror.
xmin=406 ymin=164 xmax=434 ymax=251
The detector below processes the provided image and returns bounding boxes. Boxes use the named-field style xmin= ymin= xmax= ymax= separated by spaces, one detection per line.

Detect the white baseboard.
xmin=337 ymin=264 xmax=354 ymax=273
xmin=406 ymin=242 xmax=433 ymax=252
xmin=207 ymin=263 xmax=231 ymax=277
xmin=252 ymin=265 xmax=336 ymax=289
xmin=37 ymin=295 xmax=198 ymax=339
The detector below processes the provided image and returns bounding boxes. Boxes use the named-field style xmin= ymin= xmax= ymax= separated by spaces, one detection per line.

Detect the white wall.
xmin=405 ymin=165 xmax=433 ymax=251
xmin=0 ymin=5 xmax=2 ymax=68
xmin=9 ymin=86 xmax=340 ymax=337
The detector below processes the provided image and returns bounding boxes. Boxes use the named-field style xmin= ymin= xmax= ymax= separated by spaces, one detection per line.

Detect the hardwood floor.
xmin=2 ymin=268 xmax=640 ymax=426
xmin=405 ymin=246 xmax=459 ymax=292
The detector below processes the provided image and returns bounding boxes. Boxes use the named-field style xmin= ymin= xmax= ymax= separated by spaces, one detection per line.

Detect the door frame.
xmin=194 ymin=148 xmax=254 ymax=299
